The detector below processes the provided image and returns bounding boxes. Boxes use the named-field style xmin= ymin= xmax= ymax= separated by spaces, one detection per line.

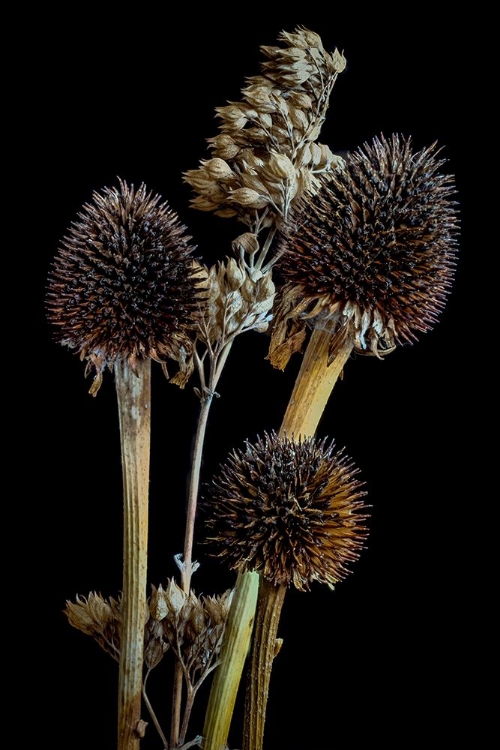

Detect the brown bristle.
xmin=46 ymin=178 xmax=204 ymax=391
xmin=203 ymin=432 xmax=369 ymax=591
xmin=277 ymin=133 xmax=459 ymax=358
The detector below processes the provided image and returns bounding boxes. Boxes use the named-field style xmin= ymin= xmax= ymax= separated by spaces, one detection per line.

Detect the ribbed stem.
xmin=280 ymin=328 xmax=353 ymax=439
xmin=242 ymin=580 xmax=286 ymax=750
xmin=202 ymin=571 xmax=260 ymax=750
xmin=115 ymin=358 xmax=151 ymax=750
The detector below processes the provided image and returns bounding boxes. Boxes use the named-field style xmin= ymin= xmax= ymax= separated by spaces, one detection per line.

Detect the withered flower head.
xmin=271 ymin=134 xmax=459 ymax=366
xmin=47 ymin=178 xmax=203 ymax=393
xmin=204 ymin=432 xmax=368 ymax=591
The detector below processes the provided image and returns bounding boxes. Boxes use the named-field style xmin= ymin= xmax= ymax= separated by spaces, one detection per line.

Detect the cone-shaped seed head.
xmin=47 ymin=178 xmax=203 ymax=391
xmin=277 ymin=134 xmax=459 ymax=357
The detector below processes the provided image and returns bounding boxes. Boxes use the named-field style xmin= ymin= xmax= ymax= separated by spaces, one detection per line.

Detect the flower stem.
xmin=242 ymin=579 xmax=286 ymax=750
xmin=181 ymin=394 xmax=212 ymax=594
xmin=241 ymin=327 xmax=354 ymax=750
xmin=115 ymin=358 xmax=151 ymax=750
xmin=202 ymin=571 xmax=260 ymax=750
xmin=280 ymin=328 xmax=354 ymax=439
xmin=171 ymin=341 xmax=234 ymax=748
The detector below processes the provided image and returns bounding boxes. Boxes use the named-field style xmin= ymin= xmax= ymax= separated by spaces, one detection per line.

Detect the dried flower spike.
xmin=204 ymin=431 xmax=368 ymax=591
xmin=184 ymin=26 xmax=346 ymax=231
xmin=270 ymin=134 xmax=459 ymax=367
xmin=47 ymin=178 xmax=203 ymax=394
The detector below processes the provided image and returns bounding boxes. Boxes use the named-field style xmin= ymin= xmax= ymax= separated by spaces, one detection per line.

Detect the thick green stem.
xmin=115 ymin=358 xmax=151 ymax=750
xmin=202 ymin=571 xmax=260 ymax=750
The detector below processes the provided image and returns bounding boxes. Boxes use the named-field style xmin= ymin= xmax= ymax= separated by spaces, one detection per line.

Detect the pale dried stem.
xmin=280 ymin=328 xmax=354 ymax=439
xmin=171 ymin=340 xmax=234 ymax=748
xmin=115 ymin=358 xmax=151 ymax=750
xmin=242 ymin=580 xmax=286 ymax=750
xmin=143 ymin=672 xmax=169 ymax=749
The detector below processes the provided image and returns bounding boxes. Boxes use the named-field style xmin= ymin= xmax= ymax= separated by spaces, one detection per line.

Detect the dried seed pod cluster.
xmin=65 ymin=581 xmax=233 ymax=678
xmin=269 ymin=134 xmax=459 ymax=368
xmin=184 ymin=26 xmax=345 ymax=230
xmin=65 ymin=592 xmax=122 ymax=662
xmin=171 ymin=250 xmax=275 ymax=390
xmin=204 ymin=432 xmax=369 ymax=591
xmin=47 ymin=179 xmax=204 ymax=394
xmin=202 ymin=257 xmax=275 ymax=342
xmin=151 ymin=579 xmax=233 ymax=677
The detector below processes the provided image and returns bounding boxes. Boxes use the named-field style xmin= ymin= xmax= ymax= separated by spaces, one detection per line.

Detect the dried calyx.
xmin=47 ymin=178 xmax=205 ymax=394
xmin=204 ymin=431 xmax=369 ymax=591
xmin=184 ymin=26 xmax=346 ymax=232
xmin=269 ymin=133 xmax=460 ymax=369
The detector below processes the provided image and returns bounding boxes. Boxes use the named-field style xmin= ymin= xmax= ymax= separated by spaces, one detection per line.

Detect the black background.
xmin=21 ymin=7 xmax=483 ymax=750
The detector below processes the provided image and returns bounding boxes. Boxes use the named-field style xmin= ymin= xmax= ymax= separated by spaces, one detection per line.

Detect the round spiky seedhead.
xmin=274 ymin=133 xmax=459 ymax=361
xmin=204 ymin=432 xmax=369 ymax=591
xmin=47 ymin=179 xmax=203 ymax=393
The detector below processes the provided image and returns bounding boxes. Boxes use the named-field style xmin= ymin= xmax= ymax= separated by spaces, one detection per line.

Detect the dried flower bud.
xmin=226 ymin=257 xmax=246 ymax=289
xmin=267 ymin=152 xmax=296 ymax=181
xmin=165 ymin=578 xmax=186 ymax=617
xmin=228 ymin=187 xmax=267 ymax=207
xmin=232 ymin=232 xmax=260 ymax=257
xmin=149 ymin=584 xmax=169 ymax=621
xmin=203 ymin=158 xmax=234 ymax=180
xmin=204 ymin=432 xmax=369 ymax=591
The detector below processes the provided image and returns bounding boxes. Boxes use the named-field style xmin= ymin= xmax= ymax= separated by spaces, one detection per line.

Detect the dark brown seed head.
xmin=204 ymin=432 xmax=369 ymax=591
xmin=276 ymin=133 xmax=459 ymax=358
xmin=47 ymin=178 xmax=203 ymax=392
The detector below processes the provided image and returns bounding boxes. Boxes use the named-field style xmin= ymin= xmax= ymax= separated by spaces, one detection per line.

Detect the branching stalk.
xmin=115 ymin=358 xmax=152 ymax=750
xmin=171 ymin=339 xmax=234 ymax=747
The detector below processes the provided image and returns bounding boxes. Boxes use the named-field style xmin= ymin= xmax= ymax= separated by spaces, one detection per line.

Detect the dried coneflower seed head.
xmin=204 ymin=432 xmax=369 ymax=591
xmin=47 ymin=178 xmax=203 ymax=393
xmin=272 ymin=134 xmax=459 ymax=364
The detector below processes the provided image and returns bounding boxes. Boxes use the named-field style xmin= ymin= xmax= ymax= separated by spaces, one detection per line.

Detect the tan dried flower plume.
xmin=47 ymin=179 xmax=204 ymax=394
xmin=184 ymin=27 xmax=346 ymax=231
xmin=204 ymin=431 xmax=369 ymax=591
xmin=269 ymin=134 xmax=459 ymax=368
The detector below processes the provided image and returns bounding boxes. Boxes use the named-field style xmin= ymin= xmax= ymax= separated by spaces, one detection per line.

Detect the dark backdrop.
xmin=23 ymin=8 xmax=480 ymax=750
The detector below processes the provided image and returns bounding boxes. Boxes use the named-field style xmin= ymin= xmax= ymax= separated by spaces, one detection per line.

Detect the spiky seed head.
xmin=204 ymin=431 xmax=369 ymax=591
xmin=47 ymin=178 xmax=204 ymax=393
xmin=274 ymin=133 xmax=459 ymax=361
